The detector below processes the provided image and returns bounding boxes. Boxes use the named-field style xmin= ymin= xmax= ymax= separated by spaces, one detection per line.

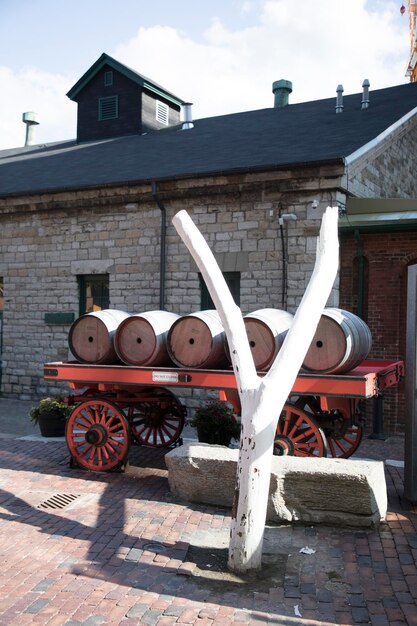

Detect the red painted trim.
xmin=44 ymin=359 xmax=404 ymax=400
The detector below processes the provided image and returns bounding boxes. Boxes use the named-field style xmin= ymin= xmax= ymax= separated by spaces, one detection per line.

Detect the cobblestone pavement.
xmin=0 ymin=402 xmax=416 ymax=625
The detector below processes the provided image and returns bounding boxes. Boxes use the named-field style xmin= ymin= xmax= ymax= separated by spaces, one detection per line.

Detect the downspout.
xmin=354 ymin=229 xmax=364 ymax=319
xmin=278 ymin=209 xmax=298 ymax=310
xmin=279 ymin=218 xmax=287 ymax=309
xmin=152 ymin=182 xmax=166 ymax=311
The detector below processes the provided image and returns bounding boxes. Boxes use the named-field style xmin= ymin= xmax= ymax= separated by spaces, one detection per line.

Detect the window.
xmin=78 ymin=275 xmax=109 ymax=315
xmin=98 ymin=95 xmax=118 ymax=120
xmin=104 ymin=71 xmax=113 ymax=86
xmin=199 ymin=272 xmax=240 ymax=309
xmin=156 ymin=100 xmax=169 ymax=125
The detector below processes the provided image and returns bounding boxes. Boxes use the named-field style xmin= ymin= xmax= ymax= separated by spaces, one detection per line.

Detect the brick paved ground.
xmin=0 ymin=433 xmax=416 ymax=626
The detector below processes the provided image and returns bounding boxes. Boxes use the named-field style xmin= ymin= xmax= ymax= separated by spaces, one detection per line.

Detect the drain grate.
xmin=37 ymin=493 xmax=79 ymax=511
xmin=142 ymin=542 xmax=168 ymax=553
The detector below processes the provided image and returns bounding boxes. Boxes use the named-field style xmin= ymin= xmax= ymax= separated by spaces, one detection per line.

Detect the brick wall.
xmin=340 ymin=230 xmax=417 ymax=434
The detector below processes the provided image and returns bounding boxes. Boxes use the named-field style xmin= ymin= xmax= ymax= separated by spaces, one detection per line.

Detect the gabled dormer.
xmin=67 ymin=53 xmax=185 ymax=143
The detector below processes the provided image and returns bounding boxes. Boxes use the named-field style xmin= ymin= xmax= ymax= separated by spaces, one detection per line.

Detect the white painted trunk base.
xmin=172 ymin=207 xmax=339 ymax=572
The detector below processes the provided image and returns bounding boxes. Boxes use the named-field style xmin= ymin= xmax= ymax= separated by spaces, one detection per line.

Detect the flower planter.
xmin=196 ymin=424 xmax=232 ymax=447
xmin=38 ymin=411 xmax=66 ymax=437
xmin=191 ymin=400 xmax=240 ymax=448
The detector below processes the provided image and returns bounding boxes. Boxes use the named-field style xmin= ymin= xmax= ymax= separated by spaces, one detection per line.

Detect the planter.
xmin=196 ymin=423 xmax=232 ymax=447
xmin=37 ymin=411 xmax=66 ymax=437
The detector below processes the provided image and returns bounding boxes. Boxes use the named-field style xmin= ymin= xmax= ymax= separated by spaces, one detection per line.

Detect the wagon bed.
xmin=43 ymin=359 xmax=404 ymax=471
xmin=44 ymin=359 xmax=403 ymax=397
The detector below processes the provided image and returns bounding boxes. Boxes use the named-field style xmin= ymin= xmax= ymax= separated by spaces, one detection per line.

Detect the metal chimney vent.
xmin=335 ymin=85 xmax=344 ymax=113
xmin=272 ymin=79 xmax=293 ymax=108
xmin=22 ymin=111 xmax=39 ymax=146
xmin=361 ymin=79 xmax=370 ymax=109
xmin=182 ymin=103 xmax=194 ymax=130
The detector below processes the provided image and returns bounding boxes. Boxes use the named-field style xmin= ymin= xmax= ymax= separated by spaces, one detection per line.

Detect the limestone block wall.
xmin=345 ymin=117 xmax=417 ymax=199
xmin=0 ymin=167 xmax=343 ymax=398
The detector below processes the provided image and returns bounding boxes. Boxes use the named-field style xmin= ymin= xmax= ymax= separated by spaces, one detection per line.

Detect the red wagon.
xmin=43 ymin=359 xmax=404 ymax=472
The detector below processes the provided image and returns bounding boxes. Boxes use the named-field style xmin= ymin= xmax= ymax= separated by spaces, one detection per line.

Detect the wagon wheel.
xmin=66 ymin=399 xmax=131 ymax=471
xmin=127 ymin=387 xmax=186 ymax=448
xmin=274 ymin=403 xmax=328 ymax=457
xmin=322 ymin=417 xmax=363 ymax=459
xmin=294 ymin=396 xmax=363 ymax=459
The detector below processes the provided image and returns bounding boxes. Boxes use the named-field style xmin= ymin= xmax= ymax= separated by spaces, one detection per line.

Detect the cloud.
xmin=114 ymin=0 xmax=409 ymax=118
xmin=0 ymin=0 xmax=410 ymax=149
xmin=0 ymin=66 xmax=76 ymax=149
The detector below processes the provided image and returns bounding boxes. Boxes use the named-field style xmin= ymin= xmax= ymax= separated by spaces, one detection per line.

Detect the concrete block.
xmin=166 ymin=443 xmax=237 ymax=508
xmin=165 ymin=443 xmax=387 ymax=528
xmin=266 ymin=455 xmax=387 ymax=528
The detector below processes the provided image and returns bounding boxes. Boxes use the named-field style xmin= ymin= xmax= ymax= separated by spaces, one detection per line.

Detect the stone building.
xmin=1 ymin=53 xmax=417 ymax=435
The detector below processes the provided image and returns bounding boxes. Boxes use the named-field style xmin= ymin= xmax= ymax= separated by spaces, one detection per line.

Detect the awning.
xmin=340 ymin=198 xmax=417 ymax=230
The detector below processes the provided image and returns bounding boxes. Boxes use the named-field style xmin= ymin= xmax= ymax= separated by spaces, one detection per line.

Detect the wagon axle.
xmin=84 ymin=424 xmax=109 ymax=446
xmin=273 ymin=435 xmax=295 ymax=456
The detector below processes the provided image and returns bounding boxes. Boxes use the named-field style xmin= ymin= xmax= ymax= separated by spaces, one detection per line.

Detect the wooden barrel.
xmin=167 ymin=310 xmax=229 ymax=369
xmin=302 ymin=308 xmax=372 ymax=374
xmin=114 ymin=310 xmax=180 ymax=366
xmin=68 ymin=309 xmax=130 ymax=364
xmin=243 ymin=308 xmax=294 ymax=370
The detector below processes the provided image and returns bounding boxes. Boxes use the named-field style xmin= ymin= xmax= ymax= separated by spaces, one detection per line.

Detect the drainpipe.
xmin=279 ymin=219 xmax=287 ymax=309
xmin=278 ymin=210 xmax=298 ymax=309
xmin=354 ymin=229 xmax=364 ymax=319
xmin=152 ymin=182 xmax=166 ymax=311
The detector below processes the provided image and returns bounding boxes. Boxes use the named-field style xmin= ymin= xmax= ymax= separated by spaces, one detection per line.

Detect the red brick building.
xmin=340 ymin=200 xmax=417 ymax=433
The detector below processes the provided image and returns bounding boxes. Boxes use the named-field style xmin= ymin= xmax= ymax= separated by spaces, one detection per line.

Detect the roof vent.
xmin=182 ymin=103 xmax=194 ymax=130
xmin=156 ymin=100 xmax=169 ymax=125
xmin=361 ymin=79 xmax=370 ymax=109
xmin=272 ymin=79 xmax=292 ymax=108
xmin=335 ymin=84 xmax=344 ymax=113
xmin=22 ymin=111 xmax=39 ymax=146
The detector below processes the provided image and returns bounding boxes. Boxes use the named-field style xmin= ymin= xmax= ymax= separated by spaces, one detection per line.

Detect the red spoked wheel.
xmin=66 ymin=399 xmax=131 ymax=471
xmin=128 ymin=387 xmax=186 ymax=448
xmin=293 ymin=396 xmax=363 ymax=459
xmin=324 ymin=419 xmax=363 ymax=459
xmin=274 ymin=403 xmax=328 ymax=457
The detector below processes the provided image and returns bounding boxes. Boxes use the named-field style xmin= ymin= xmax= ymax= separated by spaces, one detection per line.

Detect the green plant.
xmin=29 ymin=396 xmax=71 ymax=424
xmin=190 ymin=399 xmax=241 ymax=441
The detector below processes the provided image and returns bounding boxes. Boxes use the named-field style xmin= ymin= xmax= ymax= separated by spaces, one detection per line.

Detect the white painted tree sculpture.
xmin=172 ymin=207 xmax=339 ymax=573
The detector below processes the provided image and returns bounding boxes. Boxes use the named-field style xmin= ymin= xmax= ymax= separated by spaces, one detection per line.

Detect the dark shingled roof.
xmin=1 ymin=82 xmax=417 ymax=197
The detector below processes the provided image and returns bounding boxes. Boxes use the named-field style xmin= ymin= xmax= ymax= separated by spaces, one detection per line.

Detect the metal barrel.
xmin=302 ymin=307 xmax=372 ymax=374
xmin=242 ymin=308 xmax=294 ymax=370
xmin=68 ymin=309 xmax=130 ymax=364
xmin=114 ymin=310 xmax=180 ymax=366
xmin=167 ymin=310 xmax=230 ymax=369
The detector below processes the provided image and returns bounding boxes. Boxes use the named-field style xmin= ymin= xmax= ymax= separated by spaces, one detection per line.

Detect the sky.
xmin=0 ymin=0 xmax=412 ymax=150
